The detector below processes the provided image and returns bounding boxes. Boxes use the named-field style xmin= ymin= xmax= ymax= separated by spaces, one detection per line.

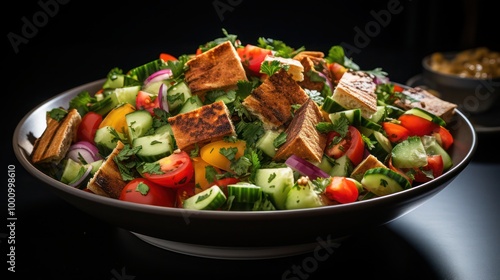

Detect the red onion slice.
xmin=158 ymin=83 xmax=169 ymax=112
xmin=144 ymin=69 xmax=173 ymax=88
xmin=67 ymin=141 xmax=102 ymax=163
xmin=285 ymin=155 xmax=330 ymax=180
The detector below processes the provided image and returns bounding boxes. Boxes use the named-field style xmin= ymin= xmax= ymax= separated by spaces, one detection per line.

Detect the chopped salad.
xmin=31 ymin=29 xmax=456 ymax=211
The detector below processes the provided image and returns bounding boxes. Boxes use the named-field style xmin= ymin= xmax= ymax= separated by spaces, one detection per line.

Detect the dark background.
xmin=3 ymin=0 xmax=500 ymax=279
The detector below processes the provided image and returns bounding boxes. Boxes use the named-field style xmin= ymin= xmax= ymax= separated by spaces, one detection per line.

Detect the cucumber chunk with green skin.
xmin=421 ymin=135 xmax=453 ymax=170
xmin=361 ymin=167 xmax=411 ymax=196
xmin=126 ymin=110 xmax=153 ymax=144
xmin=254 ymin=167 xmax=294 ymax=210
xmin=285 ymin=182 xmax=325 ymax=210
xmin=328 ymin=154 xmax=353 ymax=177
xmin=227 ymin=183 xmax=262 ymax=204
xmin=329 ymin=109 xmax=362 ymax=126
xmin=94 ymin=126 xmax=121 ymax=156
xmin=178 ymin=95 xmax=203 ymax=114
xmin=255 ymin=129 xmax=281 ymax=158
xmin=133 ymin=132 xmax=174 ymax=162
xmin=60 ymin=158 xmax=85 ymax=184
xmin=167 ymin=81 xmax=192 ymax=113
xmin=114 ymin=85 xmax=140 ymax=105
xmin=403 ymin=107 xmax=447 ymax=126
xmin=183 ymin=185 xmax=227 ymax=210
xmin=391 ymin=136 xmax=428 ymax=168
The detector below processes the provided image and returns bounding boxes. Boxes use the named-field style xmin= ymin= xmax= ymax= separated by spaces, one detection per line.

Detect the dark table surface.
xmin=4 ymin=1 xmax=500 ymax=279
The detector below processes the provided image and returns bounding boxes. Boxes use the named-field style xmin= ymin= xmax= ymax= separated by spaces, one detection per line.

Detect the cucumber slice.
xmin=60 ymin=158 xmax=85 ymax=184
xmin=255 ymin=129 xmax=281 ymax=157
xmin=182 ymin=185 xmax=227 ymax=210
xmin=114 ymin=85 xmax=140 ymax=105
xmin=227 ymin=183 xmax=262 ymax=204
xmin=285 ymin=183 xmax=325 ymax=210
xmin=391 ymin=136 xmax=428 ymax=168
xmin=361 ymin=167 xmax=411 ymax=196
xmin=94 ymin=126 xmax=121 ymax=156
xmin=368 ymin=130 xmax=392 ymax=162
xmin=369 ymin=105 xmax=387 ymax=123
xmin=360 ymin=117 xmax=383 ymax=132
xmin=103 ymin=74 xmax=125 ymax=89
xmin=328 ymin=154 xmax=353 ymax=177
xmin=178 ymin=95 xmax=203 ymax=114
xmin=329 ymin=109 xmax=362 ymax=126
xmin=167 ymin=81 xmax=192 ymax=113
xmin=125 ymin=110 xmax=153 ymax=144
xmin=421 ymin=135 xmax=453 ymax=170
xmin=154 ymin=124 xmax=173 ymax=135
xmin=403 ymin=107 xmax=446 ymax=126
xmin=133 ymin=132 xmax=174 ymax=162
xmin=321 ymin=96 xmax=346 ymax=113
xmin=127 ymin=59 xmax=167 ymax=83
xmin=384 ymin=105 xmax=405 ymax=119
xmin=90 ymin=93 xmax=119 ymax=116
xmin=254 ymin=167 xmax=294 ymax=210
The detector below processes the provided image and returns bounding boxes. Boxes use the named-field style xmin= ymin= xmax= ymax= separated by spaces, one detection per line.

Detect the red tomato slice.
xmin=159 ymin=53 xmax=177 ymax=62
xmin=119 ymin=178 xmax=176 ymax=207
xmin=412 ymin=154 xmax=444 ymax=183
xmin=432 ymin=126 xmax=454 ymax=150
xmin=324 ymin=176 xmax=359 ymax=204
xmin=236 ymin=44 xmax=273 ymax=76
xmin=398 ymin=114 xmax=439 ymax=136
xmin=141 ymin=151 xmax=195 ymax=188
xmin=136 ymin=90 xmax=160 ymax=115
xmin=382 ymin=122 xmax=411 ymax=143
xmin=77 ymin=112 xmax=103 ymax=144
xmin=324 ymin=126 xmax=365 ymax=166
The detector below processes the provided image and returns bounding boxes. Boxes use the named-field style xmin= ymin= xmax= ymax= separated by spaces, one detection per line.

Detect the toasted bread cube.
xmin=332 ymin=70 xmax=377 ymax=118
xmin=31 ymin=108 xmax=81 ymax=165
xmin=273 ymin=98 xmax=326 ymax=163
xmin=168 ymin=100 xmax=236 ymax=151
xmin=350 ymin=154 xmax=387 ymax=182
xmin=184 ymin=41 xmax=248 ymax=99
xmin=394 ymin=87 xmax=457 ymax=123
xmin=86 ymin=140 xmax=127 ymax=198
xmin=243 ymin=69 xmax=310 ymax=130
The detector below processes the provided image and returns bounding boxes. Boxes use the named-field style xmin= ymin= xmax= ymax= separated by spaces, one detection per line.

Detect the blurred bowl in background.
xmin=421 ymin=48 xmax=500 ymax=114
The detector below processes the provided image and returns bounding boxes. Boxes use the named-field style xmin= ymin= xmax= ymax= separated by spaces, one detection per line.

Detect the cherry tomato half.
xmin=236 ymin=44 xmax=273 ymax=76
xmin=159 ymin=53 xmax=177 ymax=62
xmin=77 ymin=111 xmax=103 ymax=144
xmin=398 ymin=114 xmax=439 ymax=136
xmin=119 ymin=178 xmax=176 ymax=207
xmin=324 ymin=176 xmax=359 ymax=204
xmin=136 ymin=90 xmax=160 ymax=115
xmin=412 ymin=154 xmax=444 ymax=183
xmin=141 ymin=151 xmax=195 ymax=188
xmin=324 ymin=126 xmax=365 ymax=166
xmin=382 ymin=122 xmax=411 ymax=143
xmin=432 ymin=125 xmax=454 ymax=150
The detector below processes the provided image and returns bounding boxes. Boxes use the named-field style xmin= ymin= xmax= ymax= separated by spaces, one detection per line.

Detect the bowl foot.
xmin=131 ymin=232 xmax=349 ymax=260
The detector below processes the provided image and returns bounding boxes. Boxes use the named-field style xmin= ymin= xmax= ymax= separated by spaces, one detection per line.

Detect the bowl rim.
xmin=12 ymin=78 xmax=478 ymax=220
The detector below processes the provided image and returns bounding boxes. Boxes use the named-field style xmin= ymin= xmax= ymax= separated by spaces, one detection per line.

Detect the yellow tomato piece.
xmin=99 ymin=103 xmax=135 ymax=135
xmin=200 ymin=140 xmax=246 ymax=172
xmin=192 ymin=157 xmax=220 ymax=193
